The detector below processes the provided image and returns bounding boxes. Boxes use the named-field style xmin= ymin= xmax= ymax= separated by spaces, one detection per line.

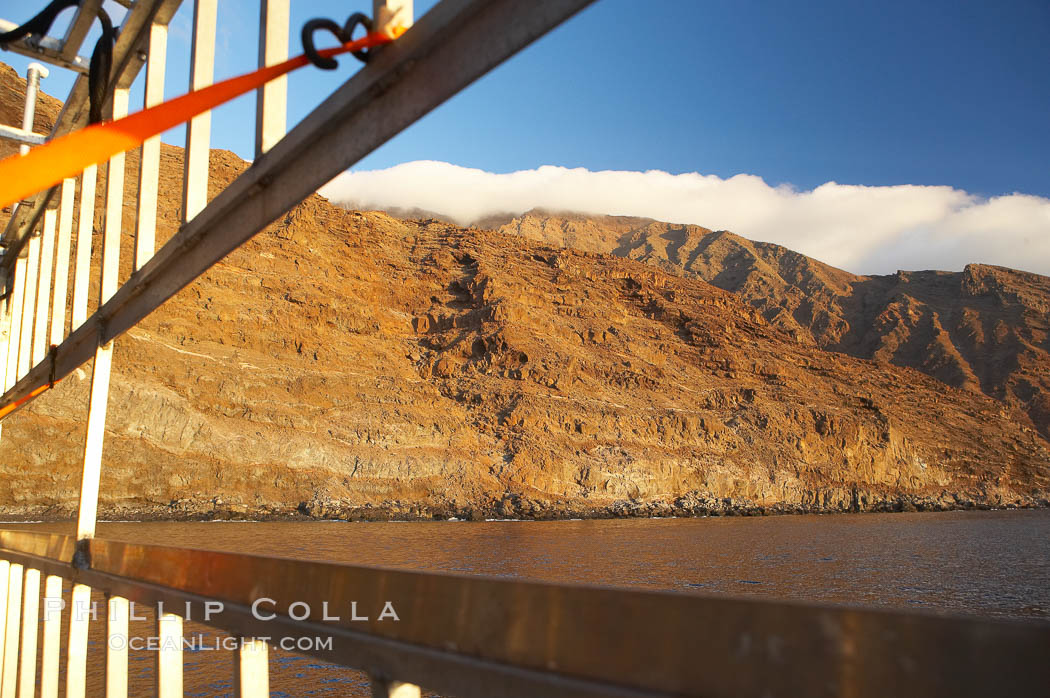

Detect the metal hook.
xmin=301 ymin=11 xmax=375 ymax=70
xmin=301 ymin=18 xmax=343 ymax=70
xmin=342 ymin=12 xmax=374 ymax=64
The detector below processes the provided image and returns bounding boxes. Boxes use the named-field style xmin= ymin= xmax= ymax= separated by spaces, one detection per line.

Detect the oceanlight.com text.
xmin=107 ymin=634 xmax=334 ymax=652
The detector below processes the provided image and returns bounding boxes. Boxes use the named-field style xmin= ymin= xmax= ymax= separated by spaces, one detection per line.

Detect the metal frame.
xmin=0 ymin=19 xmax=91 ymax=74
xmin=0 ymin=0 xmax=183 ymax=269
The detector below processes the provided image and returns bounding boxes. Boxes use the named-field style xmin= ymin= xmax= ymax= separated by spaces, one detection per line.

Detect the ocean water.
xmin=5 ymin=509 xmax=1049 ymax=696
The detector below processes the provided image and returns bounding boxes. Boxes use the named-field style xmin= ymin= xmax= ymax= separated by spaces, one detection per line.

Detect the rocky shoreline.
xmin=2 ymin=490 xmax=1047 ymax=524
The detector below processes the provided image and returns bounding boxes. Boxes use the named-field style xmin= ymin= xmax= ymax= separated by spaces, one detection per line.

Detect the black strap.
xmin=1 ymin=0 xmax=118 ymax=125
xmin=0 ymin=0 xmax=79 ymax=45
xmin=87 ymin=8 xmax=116 ymax=124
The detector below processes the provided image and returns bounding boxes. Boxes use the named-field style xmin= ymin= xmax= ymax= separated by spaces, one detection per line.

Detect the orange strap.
xmin=0 ymin=380 xmax=56 ymax=420
xmin=0 ymin=32 xmax=393 ymax=210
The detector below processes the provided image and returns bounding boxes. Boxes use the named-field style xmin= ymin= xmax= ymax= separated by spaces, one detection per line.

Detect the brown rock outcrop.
xmin=0 ymin=63 xmax=1047 ymax=520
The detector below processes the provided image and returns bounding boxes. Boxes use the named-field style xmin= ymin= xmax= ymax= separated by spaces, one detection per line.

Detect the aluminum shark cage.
xmin=0 ymin=0 xmax=1048 ymax=696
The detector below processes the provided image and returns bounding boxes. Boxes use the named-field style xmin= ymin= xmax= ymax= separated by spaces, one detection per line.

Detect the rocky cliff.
xmin=0 ymin=63 xmax=1047 ymax=520
xmin=493 ymin=212 xmax=1050 ymax=443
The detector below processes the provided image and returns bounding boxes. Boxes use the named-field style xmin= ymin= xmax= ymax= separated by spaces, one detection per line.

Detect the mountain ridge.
xmin=487 ymin=210 xmax=1050 ymax=441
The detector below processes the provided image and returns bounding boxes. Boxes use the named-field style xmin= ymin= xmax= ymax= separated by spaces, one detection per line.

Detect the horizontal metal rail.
xmin=0 ymin=0 xmax=597 ymax=416
xmin=0 ymin=124 xmax=46 ymax=146
xmin=1 ymin=529 xmax=1048 ymax=698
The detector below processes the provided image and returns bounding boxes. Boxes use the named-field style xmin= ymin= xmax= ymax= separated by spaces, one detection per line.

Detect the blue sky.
xmin=4 ymin=0 xmax=1049 ymax=274
xmin=5 ymin=0 xmax=1048 ymax=195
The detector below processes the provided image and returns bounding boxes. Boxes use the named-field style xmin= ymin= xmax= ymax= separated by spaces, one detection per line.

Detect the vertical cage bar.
xmin=32 ymin=210 xmax=57 ymax=367
xmin=101 ymin=89 xmax=129 ymax=304
xmin=135 ymin=23 xmax=168 ymax=271
xmin=2 ymin=259 xmax=26 ymax=393
xmin=0 ymin=561 xmax=9 ymax=672
xmin=38 ymin=575 xmax=62 ymax=698
xmin=372 ymin=0 xmax=414 ymax=38
xmin=74 ymin=89 xmax=129 ymax=543
xmin=369 ymin=677 xmax=422 ymax=698
xmin=254 ymin=0 xmax=288 ymax=157
xmin=19 ymin=64 xmax=48 ymax=158
xmin=50 ymin=179 xmax=76 ymax=346
xmin=182 ymin=0 xmax=218 ymax=222
xmin=65 ymin=584 xmax=93 ymax=698
xmin=70 ymin=166 xmax=96 ymax=331
xmin=234 ymin=638 xmax=269 ymax=697
xmin=74 ymin=341 xmax=112 ymax=539
xmin=155 ymin=612 xmax=182 ymax=698
xmin=106 ymin=596 xmax=128 ymax=698
xmin=0 ymin=270 xmax=10 ymax=425
xmin=1 ymin=563 xmax=22 ymax=698
xmin=17 ymin=567 xmax=40 ymax=698
xmin=16 ymin=236 xmax=40 ymax=381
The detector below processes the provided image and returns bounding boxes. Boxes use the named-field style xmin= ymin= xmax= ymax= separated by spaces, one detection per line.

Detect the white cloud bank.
xmin=319 ymin=161 xmax=1050 ymax=276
